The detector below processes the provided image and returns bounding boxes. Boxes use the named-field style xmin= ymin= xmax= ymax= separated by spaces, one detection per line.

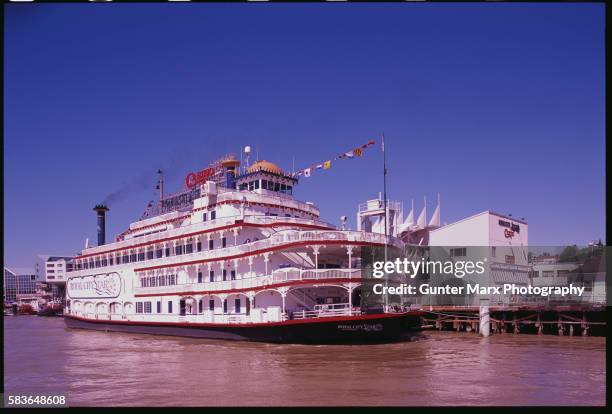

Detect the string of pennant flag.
xmin=288 ymin=139 xmax=376 ymax=178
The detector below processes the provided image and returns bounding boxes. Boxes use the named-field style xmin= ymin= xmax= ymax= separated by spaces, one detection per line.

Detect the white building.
xmin=428 ymin=211 xmax=530 ymax=306
xmin=530 ymin=260 xmax=578 ymax=287
xmin=36 ymin=255 xmax=73 ymax=284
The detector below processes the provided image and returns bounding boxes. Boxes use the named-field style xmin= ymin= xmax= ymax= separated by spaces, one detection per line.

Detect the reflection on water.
xmin=3 ymin=317 xmax=605 ymax=406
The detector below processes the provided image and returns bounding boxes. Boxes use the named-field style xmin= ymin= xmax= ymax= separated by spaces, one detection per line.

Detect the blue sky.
xmin=4 ymin=3 xmax=605 ymax=268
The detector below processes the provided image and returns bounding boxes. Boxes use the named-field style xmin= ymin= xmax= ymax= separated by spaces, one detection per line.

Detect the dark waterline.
xmin=3 ymin=316 xmax=606 ymax=406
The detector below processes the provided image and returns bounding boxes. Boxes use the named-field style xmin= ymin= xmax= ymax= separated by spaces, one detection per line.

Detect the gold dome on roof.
xmin=247 ymin=160 xmax=284 ymax=175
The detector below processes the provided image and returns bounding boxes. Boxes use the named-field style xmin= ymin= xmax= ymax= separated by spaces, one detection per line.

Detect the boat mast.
xmin=382 ymin=133 xmax=388 ymax=239
xmin=382 ymin=132 xmax=389 ymax=311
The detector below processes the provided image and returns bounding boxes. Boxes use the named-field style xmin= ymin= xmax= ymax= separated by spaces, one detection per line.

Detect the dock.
xmin=421 ymin=305 xmax=606 ymax=336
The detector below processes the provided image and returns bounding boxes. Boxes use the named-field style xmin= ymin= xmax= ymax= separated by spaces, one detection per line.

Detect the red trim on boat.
xmin=64 ymin=311 xmax=424 ymax=328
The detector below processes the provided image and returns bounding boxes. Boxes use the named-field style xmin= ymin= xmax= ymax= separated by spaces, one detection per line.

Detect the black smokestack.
xmin=93 ymin=204 xmax=109 ymax=246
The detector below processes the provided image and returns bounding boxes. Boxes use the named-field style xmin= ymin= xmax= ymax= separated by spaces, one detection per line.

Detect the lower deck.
xmin=64 ymin=311 xmax=424 ymax=344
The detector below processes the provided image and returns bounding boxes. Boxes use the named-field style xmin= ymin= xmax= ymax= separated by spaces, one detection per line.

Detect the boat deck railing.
xmin=74 ymin=306 xmax=363 ymax=324
xmin=134 ymin=267 xmax=361 ymax=296
xmin=291 ymin=303 xmax=359 ymax=319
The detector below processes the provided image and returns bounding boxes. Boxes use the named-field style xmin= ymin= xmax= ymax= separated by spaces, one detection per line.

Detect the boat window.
xmin=211 ymin=210 xmax=216 ymax=220
xmin=231 ymin=270 xmax=236 ymax=280
xmin=235 ymin=299 xmax=241 ymax=314
xmin=209 ymin=239 xmax=214 ymax=250
xmin=222 ymin=269 xmax=227 ymax=281
xmin=203 ymin=212 xmax=207 ymax=222
xmin=209 ymin=270 xmax=214 ymax=282
xmin=186 ymin=243 xmax=193 ymax=254
xmin=197 ymin=241 xmax=202 ymax=252
xmin=254 ymin=180 xmax=260 ymax=189
xmin=198 ymin=272 xmax=203 ymax=283
xmin=222 ymin=237 xmax=227 ymax=248
xmin=209 ymin=299 xmax=214 ymax=311
xmin=168 ymin=301 xmax=173 ymax=314
xmin=157 ymin=301 xmax=161 ymax=313
xmin=274 ymin=182 xmax=280 ymax=192
xmin=223 ymin=299 xmax=228 ymax=314
xmin=144 ymin=302 xmax=152 ymax=314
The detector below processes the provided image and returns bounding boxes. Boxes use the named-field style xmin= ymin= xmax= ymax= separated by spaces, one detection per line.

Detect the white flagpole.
xmin=382 ymin=133 xmax=389 ymax=312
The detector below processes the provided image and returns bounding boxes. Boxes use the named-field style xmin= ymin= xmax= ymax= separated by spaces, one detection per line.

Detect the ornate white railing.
xmin=135 ymin=267 xmax=361 ymax=295
xmin=75 ymin=304 xmax=360 ymax=324
xmin=292 ymin=303 xmax=357 ymax=319
xmin=71 ymin=215 xmax=336 ymax=265
xmin=130 ymin=229 xmax=400 ymax=274
xmin=216 ymin=190 xmax=321 ymax=216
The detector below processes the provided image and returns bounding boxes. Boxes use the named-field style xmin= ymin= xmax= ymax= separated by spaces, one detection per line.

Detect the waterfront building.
xmin=3 ymin=267 xmax=38 ymax=304
xmin=35 ymin=255 xmax=72 ymax=301
xmin=35 ymin=255 xmax=74 ymax=284
xmin=529 ymin=257 xmax=578 ymax=287
xmin=427 ymin=211 xmax=530 ymax=306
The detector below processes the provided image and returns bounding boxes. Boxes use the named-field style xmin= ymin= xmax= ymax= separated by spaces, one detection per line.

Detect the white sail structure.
xmin=428 ymin=194 xmax=441 ymax=228
xmin=397 ymin=200 xmax=415 ymax=233
xmin=416 ymin=197 xmax=427 ymax=229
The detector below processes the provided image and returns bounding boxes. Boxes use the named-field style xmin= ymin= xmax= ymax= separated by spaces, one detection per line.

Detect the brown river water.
xmin=3 ymin=316 xmax=606 ymax=406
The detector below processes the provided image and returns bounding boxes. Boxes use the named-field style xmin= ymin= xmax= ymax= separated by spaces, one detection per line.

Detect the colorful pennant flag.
xmin=292 ymin=139 xmax=376 ymax=178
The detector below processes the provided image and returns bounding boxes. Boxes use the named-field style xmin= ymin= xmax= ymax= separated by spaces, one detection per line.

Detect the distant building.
xmin=3 ymin=267 xmax=38 ymax=304
xmin=35 ymin=255 xmax=74 ymax=284
xmin=529 ymin=255 xmax=578 ymax=287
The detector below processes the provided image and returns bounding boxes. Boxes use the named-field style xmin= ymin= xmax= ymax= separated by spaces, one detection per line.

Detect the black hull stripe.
xmin=64 ymin=313 xmax=423 ymax=344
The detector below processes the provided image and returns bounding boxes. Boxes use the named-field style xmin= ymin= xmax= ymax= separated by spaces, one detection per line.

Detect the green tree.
xmin=559 ymin=245 xmax=579 ymax=262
